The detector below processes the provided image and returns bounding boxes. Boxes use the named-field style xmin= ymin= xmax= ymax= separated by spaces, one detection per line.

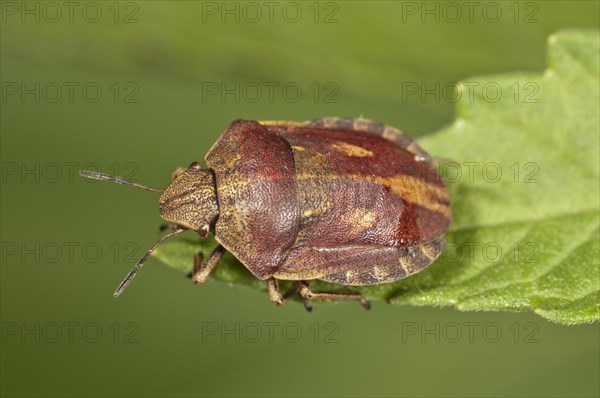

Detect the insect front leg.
xmin=191 ymin=244 xmax=226 ymax=284
xmin=296 ymin=281 xmax=370 ymax=310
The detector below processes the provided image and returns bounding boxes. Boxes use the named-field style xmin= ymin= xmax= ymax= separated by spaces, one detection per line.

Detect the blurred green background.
xmin=1 ymin=1 xmax=599 ymax=397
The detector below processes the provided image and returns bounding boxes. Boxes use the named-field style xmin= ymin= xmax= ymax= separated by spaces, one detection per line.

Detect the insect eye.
xmin=188 ymin=161 xmax=201 ymax=170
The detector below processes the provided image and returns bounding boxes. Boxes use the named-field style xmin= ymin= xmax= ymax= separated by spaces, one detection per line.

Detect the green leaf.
xmin=154 ymin=30 xmax=600 ymax=325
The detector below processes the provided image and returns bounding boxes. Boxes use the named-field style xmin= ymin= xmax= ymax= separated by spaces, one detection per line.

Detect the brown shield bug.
xmin=80 ymin=118 xmax=451 ymax=310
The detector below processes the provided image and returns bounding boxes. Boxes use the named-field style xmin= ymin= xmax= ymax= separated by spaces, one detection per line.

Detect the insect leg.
xmin=296 ymin=281 xmax=370 ymax=310
xmin=266 ymin=278 xmax=286 ymax=305
xmin=266 ymin=279 xmax=314 ymax=311
xmin=191 ymin=244 xmax=226 ymax=285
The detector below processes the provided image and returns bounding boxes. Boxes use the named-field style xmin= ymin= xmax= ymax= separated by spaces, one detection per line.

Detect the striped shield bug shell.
xmin=81 ymin=117 xmax=451 ymax=310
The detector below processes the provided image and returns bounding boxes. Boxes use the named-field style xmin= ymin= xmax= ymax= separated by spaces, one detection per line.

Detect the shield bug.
xmin=81 ymin=118 xmax=451 ymax=309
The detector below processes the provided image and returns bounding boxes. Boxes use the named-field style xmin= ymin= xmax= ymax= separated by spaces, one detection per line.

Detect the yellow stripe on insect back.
xmin=373 ymin=174 xmax=451 ymax=218
xmin=331 ymin=142 xmax=374 ymax=157
xmin=294 ymin=172 xmax=450 ymax=218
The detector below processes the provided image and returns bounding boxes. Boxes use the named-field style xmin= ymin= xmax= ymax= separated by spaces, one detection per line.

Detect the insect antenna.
xmin=114 ymin=228 xmax=186 ymax=297
xmin=79 ymin=170 xmax=164 ymax=193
